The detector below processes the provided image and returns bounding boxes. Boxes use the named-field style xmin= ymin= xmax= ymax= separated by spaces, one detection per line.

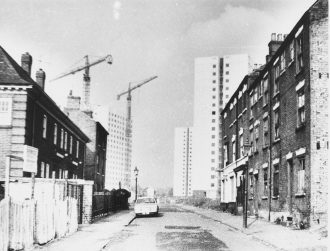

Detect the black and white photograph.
xmin=0 ymin=0 xmax=328 ymax=250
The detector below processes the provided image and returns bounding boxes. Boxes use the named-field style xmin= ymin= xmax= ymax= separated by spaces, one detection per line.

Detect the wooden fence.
xmin=0 ymin=197 xmax=78 ymax=251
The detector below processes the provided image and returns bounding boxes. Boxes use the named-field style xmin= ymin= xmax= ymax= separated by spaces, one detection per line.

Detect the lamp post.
xmin=243 ymin=144 xmax=251 ymax=229
xmin=134 ymin=166 xmax=139 ymax=201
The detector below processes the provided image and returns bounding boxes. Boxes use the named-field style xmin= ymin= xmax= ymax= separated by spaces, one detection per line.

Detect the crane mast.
xmin=117 ymin=76 xmax=157 ymax=137
xmin=50 ymin=54 xmax=113 ymax=110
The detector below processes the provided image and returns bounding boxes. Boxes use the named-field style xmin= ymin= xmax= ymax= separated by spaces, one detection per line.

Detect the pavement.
xmin=177 ymin=204 xmax=328 ymax=251
xmin=33 ymin=210 xmax=136 ymax=251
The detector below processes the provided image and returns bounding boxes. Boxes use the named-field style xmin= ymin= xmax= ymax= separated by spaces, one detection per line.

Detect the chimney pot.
xmin=36 ymin=69 xmax=46 ymax=90
xmin=271 ymin=33 xmax=276 ymax=41
xmin=21 ymin=52 xmax=32 ymax=76
xmin=277 ymin=34 xmax=283 ymax=41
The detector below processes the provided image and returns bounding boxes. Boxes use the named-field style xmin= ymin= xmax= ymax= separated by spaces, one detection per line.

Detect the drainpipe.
xmin=268 ymin=71 xmax=273 ymax=222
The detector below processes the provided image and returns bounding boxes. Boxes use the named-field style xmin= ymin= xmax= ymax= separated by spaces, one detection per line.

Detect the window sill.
xmin=249 ymin=116 xmax=254 ymax=122
xmin=295 ymin=67 xmax=304 ymax=75
xmin=288 ymin=60 xmax=294 ymax=68
xmin=0 ymin=125 xmax=12 ymax=129
xmin=295 ymin=123 xmax=306 ymax=132
xmin=262 ymin=145 xmax=269 ymax=150
xmin=273 ymin=138 xmax=280 ymax=144
xmin=273 ymin=92 xmax=280 ymax=98
xmin=263 ymin=103 xmax=268 ymax=109
xmin=272 ymin=195 xmax=279 ymax=200
xmin=295 ymin=193 xmax=306 ymax=198
xmin=248 ymin=197 xmax=254 ymax=201
xmin=261 ymin=196 xmax=268 ymax=200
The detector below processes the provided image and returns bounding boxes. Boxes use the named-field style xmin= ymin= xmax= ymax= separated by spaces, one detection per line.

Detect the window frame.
xmin=42 ymin=115 xmax=48 ymax=139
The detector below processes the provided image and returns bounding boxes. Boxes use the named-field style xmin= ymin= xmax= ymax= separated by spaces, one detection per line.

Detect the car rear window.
xmin=136 ymin=198 xmax=156 ymax=203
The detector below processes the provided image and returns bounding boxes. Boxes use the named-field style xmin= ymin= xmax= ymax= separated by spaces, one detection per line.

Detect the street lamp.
xmin=243 ymin=144 xmax=251 ymax=229
xmin=134 ymin=166 xmax=139 ymax=201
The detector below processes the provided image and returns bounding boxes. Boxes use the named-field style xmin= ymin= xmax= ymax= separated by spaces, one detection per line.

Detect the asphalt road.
xmin=101 ymin=204 xmax=276 ymax=251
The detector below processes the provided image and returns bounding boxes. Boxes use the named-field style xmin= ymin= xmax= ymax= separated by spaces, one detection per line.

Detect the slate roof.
xmin=0 ymin=46 xmax=35 ymax=85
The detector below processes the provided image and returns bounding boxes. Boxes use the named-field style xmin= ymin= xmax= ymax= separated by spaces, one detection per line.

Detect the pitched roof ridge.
xmin=0 ymin=46 xmax=35 ymax=85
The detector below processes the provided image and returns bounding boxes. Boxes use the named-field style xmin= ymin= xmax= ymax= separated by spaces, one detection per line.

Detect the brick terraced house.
xmin=64 ymin=92 xmax=108 ymax=192
xmin=0 ymin=46 xmax=90 ymax=186
xmin=221 ymin=0 xmax=328 ymax=227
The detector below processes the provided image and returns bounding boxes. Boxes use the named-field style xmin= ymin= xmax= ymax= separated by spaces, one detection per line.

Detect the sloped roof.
xmin=0 ymin=46 xmax=35 ymax=85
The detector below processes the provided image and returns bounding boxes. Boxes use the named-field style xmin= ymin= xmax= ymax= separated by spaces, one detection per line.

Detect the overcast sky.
xmin=1 ymin=0 xmax=315 ymax=189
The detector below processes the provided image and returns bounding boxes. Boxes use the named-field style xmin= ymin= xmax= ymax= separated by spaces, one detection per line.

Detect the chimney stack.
xmin=36 ymin=69 xmax=46 ymax=90
xmin=21 ymin=52 xmax=32 ymax=76
xmin=66 ymin=90 xmax=81 ymax=110
xmin=266 ymin=33 xmax=283 ymax=62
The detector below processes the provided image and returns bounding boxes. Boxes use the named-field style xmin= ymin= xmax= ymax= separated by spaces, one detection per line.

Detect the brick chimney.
xmin=36 ymin=69 xmax=46 ymax=90
xmin=66 ymin=90 xmax=81 ymax=110
xmin=21 ymin=52 xmax=32 ymax=76
xmin=266 ymin=33 xmax=283 ymax=63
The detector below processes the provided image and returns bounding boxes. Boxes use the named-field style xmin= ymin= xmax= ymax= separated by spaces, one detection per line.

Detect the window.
xmin=262 ymin=78 xmax=269 ymax=106
xmin=226 ymin=71 xmax=229 ymax=75
xmin=226 ymin=63 xmax=229 ymax=67
xmin=213 ymin=64 xmax=216 ymax=68
xmin=212 ymin=95 xmax=216 ymax=99
xmin=297 ymin=90 xmax=305 ymax=125
xmin=42 ymin=115 xmax=47 ymax=138
xmin=297 ymin=158 xmax=305 ymax=194
xmin=240 ymin=134 xmax=244 ymax=157
xmin=211 ymin=183 xmax=215 ymax=187
xmin=250 ymin=128 xmax=254 ymax=152
xmin=273 ymin=165 xmax=279 ymax=196
xmin=224 ymin=144 xmax=229 ymax=165
xmin=289 ymin=41 xmax=294 ymax=62
xmin=254 ymin=87 xmax=258 ymax=104
xmin=40 ymin=162 xmax=45 ymax=178
xmin=69 ymin=136 xmax=73 ymax=154
xmin=226 ymin=79 xmax=229 ymax=83
xmin=212 ymin=88 xmax=216 ymax=91
xmin=60 ymin=128 xmax=64 ymax=148
xmin=264 ymin=168 xmax=268 ymax=195
xmin=274 ymin=109 xmax=280 ymax=139
xmin=263 ymin=117 xmax=269 ymax=147
xmin=255 ymin=126 xmax=259 ymax=152
xmin=64 ymin=131 xmax=68 ymax=151
xmin=76 ymin=140 xmax=79 ymax=158
xmin=296 ymin=34 xmax=303 ymax=72
xmin=212 ymin=111 xmax=216 ymax=115
xmin=211 ymin=127 xmax=215 ymax=131
xmin=232 ymin=140 xmax=236 ymax=161
xmin=53 ymin=123 xmax=58 ymax=145
xmin=280 ymin=52 xmax=286 ymax=71
xmin=211 ymin=175 xmax=215 ymax=179
xmin=274 ymin=65 xmax=280 ymax=80
xmin=0 ymin=98 xmax=12 ymax=125
xmin=213 ymin=72 xmax=216 ymax=76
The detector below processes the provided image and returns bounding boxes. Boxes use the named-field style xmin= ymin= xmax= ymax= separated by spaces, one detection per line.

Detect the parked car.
xmin=134 ymin=197 xmax=159 ymax=216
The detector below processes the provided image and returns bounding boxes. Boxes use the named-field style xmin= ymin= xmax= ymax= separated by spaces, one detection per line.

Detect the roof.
xmin=0 ymin=46 xmax=35 ymax=85
xmin=0 ymin=46 xmax=90 ymax=143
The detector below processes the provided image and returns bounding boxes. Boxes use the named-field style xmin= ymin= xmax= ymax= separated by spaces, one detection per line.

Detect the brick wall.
xmin=309 ymin=0 xmax=328 ymax=226
xmin=0 ymin=90 xmax=28 ymax=181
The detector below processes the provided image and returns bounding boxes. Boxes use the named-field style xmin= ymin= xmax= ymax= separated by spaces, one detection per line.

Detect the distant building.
xmin=173 ymin=127 xmax=193 ymax=197
xmin=64 ymin=92 xmax=108 ymax=192
xmin=0 ymin=47 xmax=89 ymax=184
xmin=221 ymin=0 xmax=328 ymax=226
xmin=192 ymin=54 xmax=251 ymax=199
xmin=101 ymin=109 xmax=132 ymax=191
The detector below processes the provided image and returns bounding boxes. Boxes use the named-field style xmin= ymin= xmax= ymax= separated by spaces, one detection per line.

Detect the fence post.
xmin=5 ymin=156 xmax=10 ymax=198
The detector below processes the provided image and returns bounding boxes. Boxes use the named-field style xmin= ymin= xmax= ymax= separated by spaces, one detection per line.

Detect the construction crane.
xmin=50 ymin=54 xmax=113 ymax=109
xmin=117 ymin=76 xmax=158 ymax=137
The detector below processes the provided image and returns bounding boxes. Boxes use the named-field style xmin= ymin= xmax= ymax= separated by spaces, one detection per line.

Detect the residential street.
xmin=32 ymin=203 xmax=327 ymax=251
xmin=102 ymin=204 xmax=275 ymax=251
